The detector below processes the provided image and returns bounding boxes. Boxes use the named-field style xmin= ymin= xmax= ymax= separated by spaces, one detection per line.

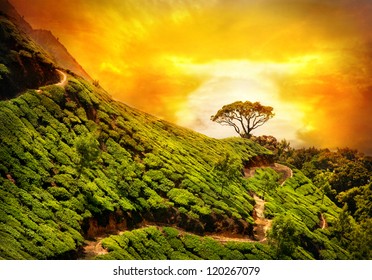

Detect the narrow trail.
xmin=80 ymin=191 xmax=274 ymax=259
xmin=206 ymin=228 xmax=256 ymax=243
xmin=243 ymin=162 xmax=293 ymax=242
xmin=80 ymin=205 xmax=271 ymax=259
xmin=55 ymin=69 xmax=67 ymax=87
xmin=320 ymin=213 xmax=328 ymax=229
xmin=252 ymin=194 xmax=272 ymax=242
xmin=81 ymin=237 xmax=108 ymax=260
xmin=36 ymin=69 xmax=67 ymax=93
xmin=244 ymin=163 xmax=293 ymax=185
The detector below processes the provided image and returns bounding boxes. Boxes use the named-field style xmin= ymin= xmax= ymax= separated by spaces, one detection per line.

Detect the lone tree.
xmin=211 ymin=101 xmax=274 ymax=138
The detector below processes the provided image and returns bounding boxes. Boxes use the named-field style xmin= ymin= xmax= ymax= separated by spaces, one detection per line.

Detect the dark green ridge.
xmin=0 ymin=15 xmax=59 ymax=99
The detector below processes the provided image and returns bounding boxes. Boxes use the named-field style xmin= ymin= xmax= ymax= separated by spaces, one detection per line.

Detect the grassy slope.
xmin=0 ymin=15 xmax=349 ymax=260
xmin=0 ymin=75 xmax=274 ymax=259
xmin=98 ymin=226 xmax=275 ymax=260
xmin=247 ymin=168 xmax=348 ymax=259
xmin=100 ymin=169 xmax=348 ymax=260
xmin=0 ymin=4 xmax=366 ymax=260
xmin=0 ymin=74 xmax=349 ymax=259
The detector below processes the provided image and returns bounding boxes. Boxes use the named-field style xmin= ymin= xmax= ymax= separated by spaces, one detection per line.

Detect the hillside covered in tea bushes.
xmin=0 ymin=70 xmax=361 ymax=260
xmin=0 ymin=71 xmax=270 ymax=258
xmin=0 ymin=10 xmax=370 ymax=260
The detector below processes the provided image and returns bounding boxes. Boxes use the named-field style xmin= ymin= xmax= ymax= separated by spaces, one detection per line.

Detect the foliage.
xmin=0 ymin=74 xmax=272 ymax=259
xmin=252 ymin=135 xmax=293 ymax=162
xmin=213 ymin=153 xmax=243 ymax=195
xmin=74 ymin=133 xmax=100 ymax=172
xmin=268 ymin=214 xmax=301 ymax=258
xmin=0 ymin=16 xmax=58 ymax=99
xmin=248 ymin=141 xmax=371 ymax=259
xmin=98 ymin=226 xmax=275 ymax=260
xmin=330 ymin=206 xmax=372 ymax=259
xmin=211 ymin=101 xmax=274 ymax=138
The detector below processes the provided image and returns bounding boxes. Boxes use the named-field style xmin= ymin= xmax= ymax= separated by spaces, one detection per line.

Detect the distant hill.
xmin=0 ymin=0 xmax=32 ymax=32
xmin=0 ymin=3 xmax=370 ymax=260
xmin=0 ymin=14 xmax=59 ymax=99
xmin=30 ymin=29 xmax=92 ymax=82
xmin=0 ymin=0 xmax=91 ymax=85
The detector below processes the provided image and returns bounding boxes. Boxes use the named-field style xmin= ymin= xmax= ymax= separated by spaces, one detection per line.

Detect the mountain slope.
xmin=30 ymin=29 xmax=92 ymax=81
xmin=0 ymin=0 xmax=33 ymax=33
xmin=0 ymin=72 xmax=351 ymax=260
xmin=0 ymin=8 xmax=361 ymax=260
xmin=0 ymin=0 xmax=91 ymax=83
xmin=0 ymin=73 xmax=272 ymax=259
xmin=0 ymin=14 xmax=59 ymax=99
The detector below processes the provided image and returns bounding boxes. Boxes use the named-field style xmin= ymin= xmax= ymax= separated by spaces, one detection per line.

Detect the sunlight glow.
xmin=174 ymin=59 xmax=306 ymax=145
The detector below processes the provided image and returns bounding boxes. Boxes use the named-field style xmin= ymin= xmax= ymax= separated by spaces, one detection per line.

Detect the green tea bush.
xmin=167 ymin=188 xmax=198 ymax=207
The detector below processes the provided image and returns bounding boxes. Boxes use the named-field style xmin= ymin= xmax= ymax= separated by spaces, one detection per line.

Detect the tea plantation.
xmin=0 ymin=4 xmax=370 ymax=261
xmin=0 ymin=73 xmax=358 ymax=259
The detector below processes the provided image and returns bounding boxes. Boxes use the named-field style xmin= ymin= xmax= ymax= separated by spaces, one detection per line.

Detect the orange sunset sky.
xmin=11 ymin=0 xmax=372 ymax=154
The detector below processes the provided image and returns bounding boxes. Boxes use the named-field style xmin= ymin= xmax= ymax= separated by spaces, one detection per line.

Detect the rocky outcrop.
xmin=244 ymin=154 xmax=275 ymax=169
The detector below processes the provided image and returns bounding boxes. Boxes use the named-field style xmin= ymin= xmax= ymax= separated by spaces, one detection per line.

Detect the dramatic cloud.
xmin=11 ymin=0 xmax=372 ymax=153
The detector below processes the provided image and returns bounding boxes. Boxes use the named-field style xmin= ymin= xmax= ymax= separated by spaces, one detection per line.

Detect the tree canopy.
xmin=211 ymin=101 xmax=274 ymax=138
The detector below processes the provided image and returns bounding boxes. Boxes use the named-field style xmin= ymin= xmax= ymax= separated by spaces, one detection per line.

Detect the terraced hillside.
xmin=0 ymin=69 xmax=270 ymax=258
xmin=0 ymin=12 xmax=363 ymax=260
xmin=0 ymin=69 xmax=351 ymax=259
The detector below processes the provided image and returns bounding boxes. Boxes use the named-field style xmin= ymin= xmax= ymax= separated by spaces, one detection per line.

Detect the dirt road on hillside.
xmin=252 ymin=194 xmax=272 ymax=242
xmin=244 ymin=163 xmax=293 ymax=185
xmin=80 ymin=161 xmax=293 ymax=259
xmin=36 ymin=69 xmax=67 ymax=93
xmin=55 ymin=69 xmax=67 ymax=87
xmin=79 ymin=204 xmax=271 ymax=259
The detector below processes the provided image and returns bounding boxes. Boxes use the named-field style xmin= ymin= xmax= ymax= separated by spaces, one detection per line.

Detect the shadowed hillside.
xmin=0 ymin=0 xmax=91 ymax=85
xmin=30 ymin=29 xmax=92 ymax=82
xmin=0 ymin=14 xmax=59 ymax=99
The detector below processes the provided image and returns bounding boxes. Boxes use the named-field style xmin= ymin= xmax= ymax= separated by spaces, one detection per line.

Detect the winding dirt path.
xmin=81 ymin=237 xmax=108 ymax=260
xmin=55 ymin=69 xmax=67 ymax=87
xmin=206 ymin=232 xmax=255 ymax=243
xmin=80 ymin=208 xmax=272 ymax=259
xmin=243 ymin=162 xmax=293 ymax=242
xmin=244 ymin=163 xmax=293 ymax=185
xmin=80 ymin=192 xmax=274 ymax=259
xmin=252 ymin=194 xmax=272 ymax=242
xmin=320 ymin=213 xmax=328 ymax=229
xmin=80 ymin=190 xmax=282 ymax=258
xmin=36 ymin=69 xmax=67 ymax=93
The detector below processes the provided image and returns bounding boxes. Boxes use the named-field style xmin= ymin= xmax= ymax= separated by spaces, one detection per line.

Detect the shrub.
xmin=162 ymin=227 xmax=179 ymax=238
xmin=48 ymin=187 xmax=71 ymax=201
xmin=167 ymin=188 xmax=197 ymax=207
